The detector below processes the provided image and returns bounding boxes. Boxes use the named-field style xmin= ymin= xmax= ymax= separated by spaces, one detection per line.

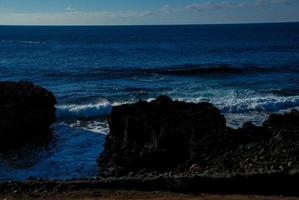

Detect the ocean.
xmin=0 ymin=23 xmax=299 ymax=181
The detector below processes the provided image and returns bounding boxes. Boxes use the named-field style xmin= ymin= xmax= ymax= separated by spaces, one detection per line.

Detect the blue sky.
xmin=0 ymin=0 xmax=299 ymax=25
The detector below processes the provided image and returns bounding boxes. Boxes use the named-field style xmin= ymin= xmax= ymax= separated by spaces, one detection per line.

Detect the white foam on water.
xmin=173 ymin=93 xmax=299 ymax=127
xmin=55 ymin=94 xmax=299 ymax=129
xmin=59 ymin=121 xmax=109 ymax=135
xmin=82 ymin=121 xmax=110 ymax=134
xmin=56 ymin=102 xmax=112 ymax=118
xmin=220 ymin=95 xmax=299 ymax=113
xmin=175 ymin=93 xmax=299 ymax=113
xmin=56 ymin=95 xmax=299 ymax=118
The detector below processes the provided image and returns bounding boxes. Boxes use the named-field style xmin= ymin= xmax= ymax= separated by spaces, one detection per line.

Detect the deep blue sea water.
xmin=1 ymin=23 xmax=299 ymax=181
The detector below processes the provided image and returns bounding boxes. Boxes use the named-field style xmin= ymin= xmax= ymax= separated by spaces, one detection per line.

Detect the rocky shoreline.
xmin=99 ymin=95 xmax=298 ymax=178
xmin=0 ymin=82 xmax=298 ymax=197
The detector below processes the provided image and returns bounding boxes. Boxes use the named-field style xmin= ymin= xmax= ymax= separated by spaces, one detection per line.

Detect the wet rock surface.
xmin=98 ymin=96 xmax=299 ymax=177
xmin=0 ymin=81 xmax=56 ymax=148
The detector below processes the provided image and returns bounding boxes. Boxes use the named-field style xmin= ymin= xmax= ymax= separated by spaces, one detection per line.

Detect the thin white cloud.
xmin=184 ymin=0 xmax=298 ymax=12
xmin=160 ymin=4 xmax=176 ymax=13
xmin=256 ymin=0 xmax=298 ymax=6
xmin=0 ymin=10 xmax=157 ymax=25
xmin=0 ymin=0 xmax=298 ymax=25
xmin=185 ymin=1 xmax=245 ymax=11
xmin=65 ymin=6 xmax=77 ymax=12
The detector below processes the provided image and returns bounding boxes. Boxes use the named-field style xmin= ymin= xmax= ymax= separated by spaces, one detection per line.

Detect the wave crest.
xmin=56 ymin=102 xmax=112 ymax=119
xmin=55 ymin=95 xmax=299 ymax=120
xmin=175 ymin=95 xmax=299 ymax=113
xmin=0 ymin=40 xmax=44 ymax=44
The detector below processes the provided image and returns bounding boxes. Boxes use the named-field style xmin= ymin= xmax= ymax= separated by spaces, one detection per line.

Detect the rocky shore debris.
xmin=1 ymin=172 xmax=299 ymax=196
xmin=0 ymin=81 xmax=56 ymax=148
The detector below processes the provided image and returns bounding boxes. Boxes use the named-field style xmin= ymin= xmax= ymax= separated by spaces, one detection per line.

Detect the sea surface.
xmin=0 ymin=23 xmax=299 ymax=181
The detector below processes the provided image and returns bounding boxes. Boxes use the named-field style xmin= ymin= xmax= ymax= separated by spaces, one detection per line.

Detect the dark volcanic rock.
xmin=0 ymin=81 xmax=56 ymax=148
xmin=98 ymin=96 xmax=299 ymax=177
xmin=263 ymin=109 xmax=299 ymax=129
xmin=98 ymin=95 xmax=227 ymax=176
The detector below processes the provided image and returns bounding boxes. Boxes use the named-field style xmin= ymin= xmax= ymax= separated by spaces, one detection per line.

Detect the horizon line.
xmin=0 ymin=20 xmax=299 ymax=27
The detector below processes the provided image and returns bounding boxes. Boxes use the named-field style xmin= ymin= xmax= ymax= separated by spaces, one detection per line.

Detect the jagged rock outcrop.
xmin=0 ymin=81 xmax=56 ymax=148
xmin=98 ymin=95 xmax=227 ymax=176
xmin=98 ymin=96 xmax=299 ymax=177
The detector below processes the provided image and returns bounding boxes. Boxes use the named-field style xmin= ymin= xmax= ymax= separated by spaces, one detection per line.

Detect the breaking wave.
xmin=174 ymin=95 xmax=299 ymax=114
xmin=55 ymin=95 xmax=299 ymax=120
xmin=56 ymin=102 xmax=112 ymax=119
xmin=220 ymin=95 xmax=299 ymax=113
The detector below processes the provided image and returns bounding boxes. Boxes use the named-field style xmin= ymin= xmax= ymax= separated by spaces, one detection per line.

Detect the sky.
xmin=0 ymin=0 xmax=299 ymax=25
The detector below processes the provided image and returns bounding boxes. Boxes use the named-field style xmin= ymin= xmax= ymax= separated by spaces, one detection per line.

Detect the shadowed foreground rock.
xmin=0 ymin=81 xmax=56 ymax=148
xmin=98 ymin=96 xmax=299 ymax=177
